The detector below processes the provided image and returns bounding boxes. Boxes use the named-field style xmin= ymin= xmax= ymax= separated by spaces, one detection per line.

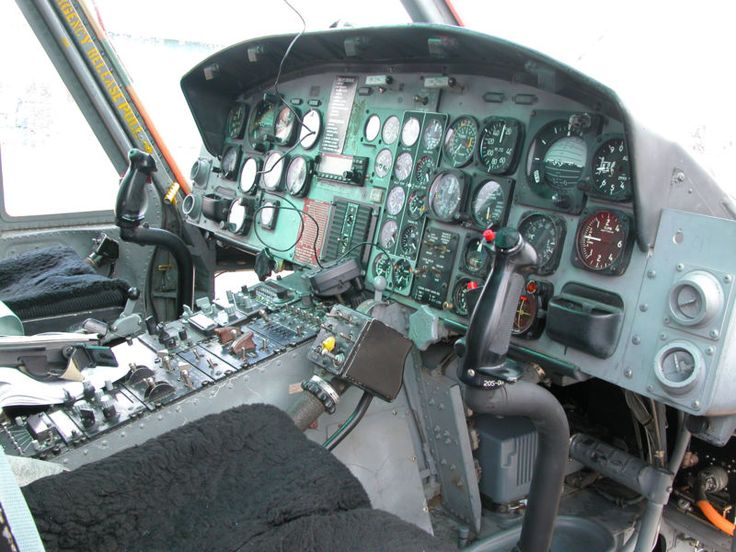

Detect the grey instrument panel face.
xmin=183 ymin=67 xmax=736 ymax=415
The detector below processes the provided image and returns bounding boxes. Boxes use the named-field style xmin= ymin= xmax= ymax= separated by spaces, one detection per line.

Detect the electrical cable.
xmin=323 ymin=391 xmax=373 ymax=451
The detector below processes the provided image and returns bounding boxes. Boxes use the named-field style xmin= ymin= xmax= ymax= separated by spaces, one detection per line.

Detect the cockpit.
xmin=0 ymin=1 xmax=735 ymax=551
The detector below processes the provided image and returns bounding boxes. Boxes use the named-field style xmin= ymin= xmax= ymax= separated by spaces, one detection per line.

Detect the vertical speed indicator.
xmin=477 ymin=118 xmax=523 ymax=174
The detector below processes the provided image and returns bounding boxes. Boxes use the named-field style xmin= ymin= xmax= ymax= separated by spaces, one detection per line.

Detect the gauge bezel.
xmin=584 ymin=134 xmax=633 ymax=202
xmin=247 ymin=98 xmax=277 ymax=148
xmin=364 ymin=114 xmax=381 ymax=142
xmin=512 ymin=293 xmax=538 ymax=336
xmin=382 ymin=115 xmax=401 ymax=145
xmin=443 ymin=115 xmax=479 ymax=168
xmin=372 ymin=253 xmax=393 ymax=281
xmin=386 ymin=185 xmax=406 ymax=216
xmin=407 ymin=190 xmax=427 ymax=220
xmin=451 ymin=277 xmax=479 ymax=317
xmin=399 ymin=223 xmax=420 ymax=258
xmin=460 ymin=235 xmax=493 ymax=278
xmin=285 ymin=155 xmax=312 ymax=197
xmin=239 ymin=157 xmax=261 ymax=195
xmin=374 ymin=148 xmax=393 ymax=179
xmin=260 ymin=151 xmax=287 ymax=192
xmin=379 ymin=219 xmax=399 ymax=250
xmin=421 ymin=117 xmax=445 ymax=151
xmin=653 ymin=340 xmax=704 ymax=395
xmin=393 ymin=151 xmax=413 ymax=182
xmin=258 ymin=200 xmax=280 ymax=230
xmin=427 ymin=170 xmax=468 ymax=222
xmin=469 ymin=178 xmax=512 ymax=230
xmin=517 ymin=211 xmax=567 ymax=276
xmin=227 ymin=199 xmax=249 ymax=234
xmin=220 ymin=146 xmax=241 ymax=180
xmin=392 ymin=258 xmax=412 ymax=290
xmin=571 ymin=208 xmax=633 ymax=276
xmin=667 ymin=270 xmax=724 ymax=327
xmin=274 ymin=105 xmax=299 ymax=146
xmin=226 ymin=102 xmax=248 ymax=139
xmin=299 ymin=109 xmax=322 ymax=150
xmin=475 ymin=116 xmax=524 ymax=175
xmin=401 ymin=116 xmax=421 ymax=147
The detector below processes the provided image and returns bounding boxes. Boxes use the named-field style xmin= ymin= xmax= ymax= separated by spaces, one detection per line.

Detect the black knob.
xmin=145 ymin=316 xmax=157 ymax=335
xmin=82 ymin=381 xmax=96 ymax=401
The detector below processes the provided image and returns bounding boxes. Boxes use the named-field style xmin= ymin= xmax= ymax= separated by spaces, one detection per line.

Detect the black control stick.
xmin=457 ymin=227 xmax=570 ymax=552
xmin=115 ymin=149 xmax=194 ymax=313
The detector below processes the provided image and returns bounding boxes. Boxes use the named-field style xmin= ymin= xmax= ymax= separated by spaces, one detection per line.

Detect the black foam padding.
xmin=23 ymin=404 xmax=372 ymax=552
xmin=0 ymin=245 xmax=130 ymax=320
xmin=241 ymin=508 xmax=457 ymax=552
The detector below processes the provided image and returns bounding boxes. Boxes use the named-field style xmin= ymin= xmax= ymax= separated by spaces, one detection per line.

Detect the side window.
xmin=0 ymin=4 xmax=119 ymax=218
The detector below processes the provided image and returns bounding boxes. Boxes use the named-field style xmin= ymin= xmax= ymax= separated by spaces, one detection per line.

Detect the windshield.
xmin=453 ymin=0 xmax=734 ymax=194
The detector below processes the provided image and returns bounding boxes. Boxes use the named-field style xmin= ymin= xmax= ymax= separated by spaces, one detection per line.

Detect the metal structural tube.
xmin=464 ymin=382 xmax=570 ymax=552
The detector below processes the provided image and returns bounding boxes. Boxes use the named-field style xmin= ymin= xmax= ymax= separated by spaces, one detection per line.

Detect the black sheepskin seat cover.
xmin=0 ymin=245 xmax=129 ymax=320
xmin=23 ymin=403 xmax=453 ymax=551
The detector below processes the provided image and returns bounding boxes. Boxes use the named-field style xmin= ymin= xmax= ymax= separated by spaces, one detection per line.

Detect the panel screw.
xmin=640 ymin=304 xmax=649 ymax=312
xmin=725 ymin=275 xmax=733 ymax=284
xmin=624 ymin=368 xmax=633 ymax=378
xmin=660 ymin=332 xmax=668 ymax=340
xmin=647 ymin=270 xmax=657 ymax=279
xmin=692 ymin=400 xmax=701 ymax=410
xmin=647 ymin=385 xmax=654 ymax=392
xmin=710 ymin=329 xmax=720 ymax=339
xmin=632 ymin=336 xmax=641 ymax=345
xmin=676 ymin=263 xmax=685 ymax=272
xmin=706 ymin=347 xmax=715 ymax=356
xmin=467 ymin=369 xmax=476 ymax=377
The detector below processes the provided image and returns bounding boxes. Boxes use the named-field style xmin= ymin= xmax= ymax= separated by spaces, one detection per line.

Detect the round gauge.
xmin=365 ymin=114 xmax=381 ymax=142
xmin=401 ymin=116 xmax=421 ymax=147
xmin=444 ymin=116 xmax=478 ymax=167
xmin=518 ymin=213 xmax=564 ymax=274
xmin=478 ymin=118 xmax=522 ymax=174
xmin=299 ymin=109 xmax=322 ymax=149
xmin=379 ymin=219 xmax=399 ymax=249
xmin=221 ymin=146 xmax=240 ymax=180
xmin=463 ymin=238 xmax=493 ymax=276
xmin=239 ymin=157 xmax=260 ymax=194
xmin=576 ymin=210 xmax=626 ymax=271
xmin=512 ymin=294 xmax=538 ymax=335
xmin=260 ymin=201 xmax=277 ymax=228
xmin=452 ymin=278 xmax=478 ymax=317
xmin=392 ymin=259 xmax=412 ymax=289
xmin=471 ymin=180 xmax=506 ymax=229
xmin=394 ymin=152 xmax=413 ymax=181
xmin=415 ymin=156 xmax=434 ymax=186
xmin=375 ymin=148 xmax=393 ymax=178
xmin=527 ymin=121 xmax=587 ymax=190
xmin=668 ymin=271 xmax=723 ymax=327
xmin=382 ymin=115 xmax=401 ymax=145
xmin=227 ymin=200 xmax=248 ymax=234
xmin=261 ymin=151 xmax=286 ymax=191
xmin=654 ymin=341 xmax=703 ymax=394
xmin=400 ymin=224 xmax=420 ymax=257
xmin=386 ymin=186 xmax=406 ymax=216
xmin=407 ymin=191 xmax=427 ymax=220
xmin=428 ymin=172 xmax=464 ymax=221
xmin=274 ymin=105 xmax=297 ymax=145
xmin=422 ymin=119 xmax=444 ymax=151
xmin=286 ymin=156 xmax=311 ymax=197
xmin=226 ymin=103 xmax=247 ymax=138
xmin=249 ymin=99 xmax=276 ymax=145
xmin=373 ymin=253 xmax=392 ymax=280
xmin=593 ymin=138 xmax=631 ymax=200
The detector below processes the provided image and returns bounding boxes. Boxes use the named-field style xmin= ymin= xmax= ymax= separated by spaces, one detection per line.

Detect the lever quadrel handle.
xmin=115 ymin=149 xmax=157 ymax=228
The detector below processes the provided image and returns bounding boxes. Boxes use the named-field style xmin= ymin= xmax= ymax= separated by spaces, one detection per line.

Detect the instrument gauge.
xmin=592 ymin=138 xmax=631 ymax=200
xmin=299 ymin=109 xmax=322 ymax=149
xmin=422 ymin=119 xmax=444 ymax=151
xmin=478 ymin=118 xmax=522 ymax=174
xmin=512 ymin=294 xmax=538 ymax=335
xmin=667 ymin=271 xmax=723 ymax=327
xmin=407 ymin=191 xmax=427 ymax=220
xmin=220 ymin=146 xmax=241 ymax=180
xmin=518 ymin=212 xmax=566 ymax=275
xmin=428 ymin=172 xmax=465 ymax=221
xmin=374 ymin=148 xmax=393 ymax=178
xmin=379 ymin=219 xmax=399 ymax=249
xmin=401 ymin=116 xmax=421 ymax=147
xmin=227 ymin=200 xmax=248 ymax=234
xmin=274 ymin=105 xmax=298 ymax=145
xmin=239 ymin=157 xmax=260 ymax=194
xmin=226 ymin=102 xmax=248 ymax=139
xmin=444 ymin=116 xmax=478 ymax=168
xmin=261 ymin=151 xmax=286 ymax=191
xmin=471 ymin=180 xmax=506 ymax=229
xmin=392 ymin=259 xmax=412 ymax=290
xmin=394 ymin=152 xmax=413 ymax=181
xmin=452 ymin=278 xmax=479 ymax=317
xmin=574 ymin=210 xmax=629 ymax=273
xmin=365 ymin=114 xmax=381 ymax=142
xmin=527 ymin=121 xmax=587 ymax=191
xmin=400 ymin=224 xmax=420 ymax=257
xmin=285 ymin=156 xmax=311 ymax=197
xmin=415 ymin=156 xmax=434 ymax=186
xmin=386 ymin=186 xmax=406 ymax=216
xmin=463 ymin=238 xmax=493 ymax=277
xmin=259 ymin=201 xmax=279 ymax=230
xmin=373 ymin=253 xmax=392 ymax=280
xmin=249 ymin=99 xmax=276 ymax=145
xmin=382 ymin=115 xmax=401 ymax=145
xmin=654 ymin=341 xmax=703 ymax=395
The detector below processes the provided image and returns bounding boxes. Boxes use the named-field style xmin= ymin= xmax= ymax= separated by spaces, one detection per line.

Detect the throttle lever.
xmin=459 ymin=227 xmax=537 ymax=388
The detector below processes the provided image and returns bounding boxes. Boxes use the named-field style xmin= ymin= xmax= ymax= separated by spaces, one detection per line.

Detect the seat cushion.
xmin=23 ymin=403 xmax=371 ymax=552
xmin=0 ymin=245 xmax=129 ymax=321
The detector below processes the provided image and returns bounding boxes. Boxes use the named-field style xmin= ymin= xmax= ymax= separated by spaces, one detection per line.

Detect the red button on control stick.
xmin=482 ymin=228 xmax=496 ymax=243
xmin=466 ymin=281 xmax=479 ymax=291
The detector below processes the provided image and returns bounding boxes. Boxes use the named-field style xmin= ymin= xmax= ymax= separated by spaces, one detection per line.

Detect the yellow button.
xmin=321 ymin=335 xmax=336 ymax=353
